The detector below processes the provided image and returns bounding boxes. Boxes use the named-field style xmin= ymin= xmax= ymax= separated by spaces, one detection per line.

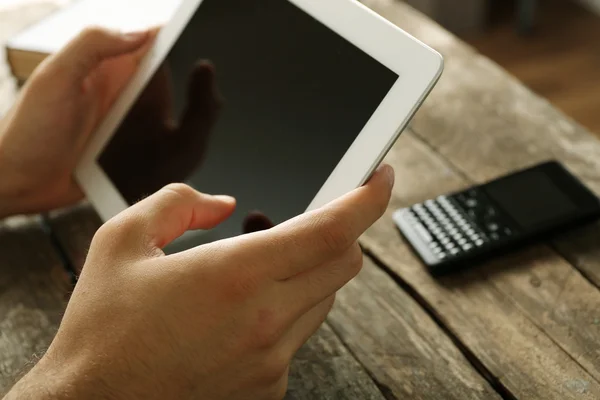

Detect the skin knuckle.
xmin=161 ymin=183 xmax=197 ymax=200
xmin=317 ymin=211 xmax=353 ymax=254
xmin=93 ymin=213 xmax=141 ymax=247
xmin=221 ymin=266 xmax=260 ymax=303
xmin=80 ymin=26 xmax=108 ymax=42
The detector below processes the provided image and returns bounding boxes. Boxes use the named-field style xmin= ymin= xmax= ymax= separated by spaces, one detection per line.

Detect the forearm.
xmin=3 ymin=359 xmax=116 ymax=400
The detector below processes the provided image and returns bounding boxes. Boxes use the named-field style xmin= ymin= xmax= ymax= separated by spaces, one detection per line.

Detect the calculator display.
xmin=483 ymin=169 xmax=578 ymax=230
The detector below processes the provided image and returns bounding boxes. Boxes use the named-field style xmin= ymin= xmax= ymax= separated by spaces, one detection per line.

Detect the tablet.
xmin=76 ymin=0 xmax=443 ymax=251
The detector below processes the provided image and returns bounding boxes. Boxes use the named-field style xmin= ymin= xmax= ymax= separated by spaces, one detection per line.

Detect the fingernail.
xmin=214 ymin=195 xmax=236 ymax=204
xmin=122 ymin=30 xmax=149 ymax=42
xmin=381 ymin=164 xmax=395 ymax=188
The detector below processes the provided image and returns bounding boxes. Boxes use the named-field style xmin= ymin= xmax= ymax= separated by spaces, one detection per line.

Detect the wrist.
xmin=3 ymin=355 xmax=117 ymax=400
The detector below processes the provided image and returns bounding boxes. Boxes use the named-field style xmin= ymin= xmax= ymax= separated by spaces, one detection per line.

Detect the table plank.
xmin=288 ymin=323 xmax=385 ymax=400
xmin=0 ymin=217 xmax=71 ymax=395
xmin=362 ymin=132 xmax=600 ymax=399
xmin=48 ymin=208 xmax=391 ymax=399
xmin=329 ymin=257 xmax=501 ymax=400
xmin=365 ymin=0 xmax=600 ymax=386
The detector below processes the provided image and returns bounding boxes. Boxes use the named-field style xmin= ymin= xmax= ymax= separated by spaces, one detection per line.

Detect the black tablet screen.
xmin=98 ymin=0 xmax=398 ymax=250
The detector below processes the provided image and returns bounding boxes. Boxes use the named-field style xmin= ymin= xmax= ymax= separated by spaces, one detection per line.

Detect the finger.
xmin=283 ymin=243 xmax=362 ymax=318
xmin=47 ymin=27 xmax=155 ymax=82
xmin=92 ymin=30 xmax=161 ymax=116
xmin=243 ymin=212 xmax=275 ymax=234
xmin=109 ymin=184 xmax=236 ymax=253
xmin=256 ymin=164 xmax=394 ymax=280
xmin=279 ymin=295 xmax=335 ymax=357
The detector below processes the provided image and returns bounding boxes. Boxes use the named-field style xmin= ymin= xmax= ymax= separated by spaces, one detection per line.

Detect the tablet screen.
xmin=98 ymin=0 xmax=398 ymax=250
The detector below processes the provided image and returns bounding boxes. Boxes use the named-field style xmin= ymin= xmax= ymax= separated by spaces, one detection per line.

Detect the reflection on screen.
xmin=98 ymin=0 xmax=399 ymax=251
xmin=484 ymin=170 xmax=578 ymax=229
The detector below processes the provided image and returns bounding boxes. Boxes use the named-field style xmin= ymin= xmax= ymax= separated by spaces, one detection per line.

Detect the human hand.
xmin=0 ymin=27 xmax=157 ymax=217
xmin=5 ymin=165 xmax=394 ymax=400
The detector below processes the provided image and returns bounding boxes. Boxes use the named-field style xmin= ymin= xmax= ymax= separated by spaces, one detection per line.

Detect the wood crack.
xmin=363 ymin=249 xmax=518 ymax=400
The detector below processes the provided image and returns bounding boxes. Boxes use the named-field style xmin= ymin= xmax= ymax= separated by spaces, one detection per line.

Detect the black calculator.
xmin=393 ymin=161 xmax=600 ymax=275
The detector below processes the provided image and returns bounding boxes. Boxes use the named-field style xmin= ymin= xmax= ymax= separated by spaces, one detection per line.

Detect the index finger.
xmin=257 ymin=164 xmax=395 ymax=280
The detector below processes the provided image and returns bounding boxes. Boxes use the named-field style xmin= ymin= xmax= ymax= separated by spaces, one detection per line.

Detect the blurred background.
xmin=405 ymin=0 xmax=600 ymax=136
xmin=1 ymin=0 xmax=599 ymax=136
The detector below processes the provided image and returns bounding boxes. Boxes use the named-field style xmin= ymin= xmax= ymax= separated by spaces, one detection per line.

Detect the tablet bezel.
xmin=75 ymin=0 xmax=443 ymax=222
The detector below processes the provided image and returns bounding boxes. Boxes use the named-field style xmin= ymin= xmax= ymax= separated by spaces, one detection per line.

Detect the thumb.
xmin=115 ymin=184 xmax=236 ymax=253
xmin=49 ymin=27 xmax=154 ymax=82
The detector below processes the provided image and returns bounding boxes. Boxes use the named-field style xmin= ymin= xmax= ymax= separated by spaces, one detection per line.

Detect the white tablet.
xmin=76 ymin=0 xmax=443 ymax=251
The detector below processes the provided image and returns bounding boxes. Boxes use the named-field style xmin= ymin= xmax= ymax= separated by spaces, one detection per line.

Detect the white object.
xmin=6 ymin=0 xmax=182 ymax=55
xmin=76 ymin=0 xmax=443 ymax=227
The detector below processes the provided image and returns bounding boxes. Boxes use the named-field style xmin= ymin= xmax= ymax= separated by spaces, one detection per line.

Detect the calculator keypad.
xmin=404 ymin=192 xmax=516 ymax=261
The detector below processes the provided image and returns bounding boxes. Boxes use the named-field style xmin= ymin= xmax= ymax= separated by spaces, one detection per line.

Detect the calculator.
xmin=393 ymin=161 xmax=600 ymax=275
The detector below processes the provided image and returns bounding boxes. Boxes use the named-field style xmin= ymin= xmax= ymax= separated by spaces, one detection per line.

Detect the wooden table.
xmin=2 ymin=0 xmax=600 ymax=398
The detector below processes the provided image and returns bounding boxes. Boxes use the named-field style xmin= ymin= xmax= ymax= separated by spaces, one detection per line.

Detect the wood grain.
xmin=0 ymin=217 xmax=70 ymax=395
xmin=329 ymin=257 xmax=501 ymax=400
xmin=287 ymin=323 xmax=385 ymax=400
xmin=361 ymin=132 xmax=600 ymax=399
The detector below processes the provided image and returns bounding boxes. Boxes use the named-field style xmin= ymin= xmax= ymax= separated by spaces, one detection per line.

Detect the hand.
xmin=0 ymin=27 xmax=157 ymax=216
xmin=5 ymin=165 xmax=394 ymax=400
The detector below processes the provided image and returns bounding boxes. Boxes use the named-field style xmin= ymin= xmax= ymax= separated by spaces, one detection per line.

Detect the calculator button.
xmin=445 ymin=242 xmax=456 ymax=251
xmin=413 ymin=223 xmax=433 ymax=243
xmin=485 ymin=207 xmax=497 ymax=218
xmin=486 ymin=222 xmax=500 ymax=232
xmin=504 ymin=227 xmax=513 ymax=236
xmin=457 ymin=238 xmax=468 ymax=246
xmin=462 ymin=244 xmax=474 ymax=251
xmin=475 ymin=239 xmax=485 ymax=246
xmin=490 ymin=232 xmax=501 ymax=241
xmin=464 ymin=198 xmax=478 ymax=208
xmin=449 ymin=248 xmax=460 ymax=256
